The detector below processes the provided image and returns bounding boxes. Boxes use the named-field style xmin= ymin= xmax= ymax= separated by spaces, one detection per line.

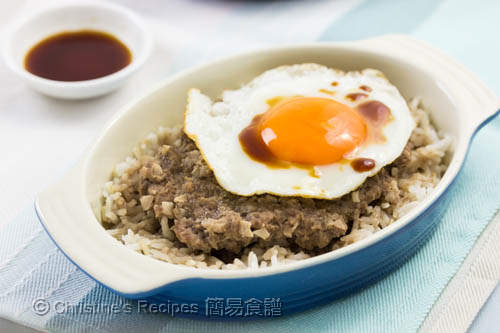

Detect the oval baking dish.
xmin=35 ymin=35 xmax=500 ymax=319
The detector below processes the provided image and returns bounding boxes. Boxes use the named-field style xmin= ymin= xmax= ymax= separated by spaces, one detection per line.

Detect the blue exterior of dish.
xmin=126 ymin=179 xmax=453 ymax=319
xmin=35 ymin=109 xmax=500 ymax=320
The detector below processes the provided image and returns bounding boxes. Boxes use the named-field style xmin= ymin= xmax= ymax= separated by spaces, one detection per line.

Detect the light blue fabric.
xmin=1 ymin=0 xmax=500 ymax=332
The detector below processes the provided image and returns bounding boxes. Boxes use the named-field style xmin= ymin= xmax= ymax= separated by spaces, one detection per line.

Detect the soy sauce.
xmin=24 ymin=30 xmax=131 ymax=82
xmin=351 ymin=158 xmax=376 ymax=172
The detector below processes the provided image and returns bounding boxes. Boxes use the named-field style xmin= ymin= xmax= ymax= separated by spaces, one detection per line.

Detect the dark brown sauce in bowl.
xmin=24 ymin=30 xmax=131 ymax=82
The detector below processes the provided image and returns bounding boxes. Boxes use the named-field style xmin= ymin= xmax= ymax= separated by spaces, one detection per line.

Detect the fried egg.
xmin=184 ymin=64 xmax=415 ymax=199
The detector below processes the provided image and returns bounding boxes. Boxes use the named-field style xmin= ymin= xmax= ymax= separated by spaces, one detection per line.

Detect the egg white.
xmin=184 ymin=64 xmax=415 ymax=199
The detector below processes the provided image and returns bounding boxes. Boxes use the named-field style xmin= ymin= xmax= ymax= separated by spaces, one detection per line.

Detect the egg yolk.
xmin=258 ymin=97 xmax=367 ymax=165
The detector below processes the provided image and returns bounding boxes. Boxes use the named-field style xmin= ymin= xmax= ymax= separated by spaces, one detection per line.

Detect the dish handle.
xmin=35 ymin=163 xmax=195 ymax=295
xmin=360 ymin=34 xmax=500 ymax=133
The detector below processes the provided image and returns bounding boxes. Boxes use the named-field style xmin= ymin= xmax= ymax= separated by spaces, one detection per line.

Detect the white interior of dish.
xmin=36 ymin=35 xmax=500 ymax=294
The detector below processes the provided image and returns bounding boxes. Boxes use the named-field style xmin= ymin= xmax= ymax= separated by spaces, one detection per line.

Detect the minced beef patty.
xmin=122 ymin=133 xmax=411 ymax=254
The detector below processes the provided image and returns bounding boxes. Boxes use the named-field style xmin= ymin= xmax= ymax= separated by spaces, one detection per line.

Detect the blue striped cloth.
xmin=1 ymin=0 xmax=500 ymax=331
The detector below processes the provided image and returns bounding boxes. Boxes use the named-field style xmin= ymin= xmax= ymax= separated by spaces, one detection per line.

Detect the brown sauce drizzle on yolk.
xmin=359 ymin=85 xmax=372 ymax=92
xmin=239 ymin=114 xmax=280 ymax=166
xmin=238 ymin=113 xmax=318 ymax=177
xmin=351 ymin=158 xmax=376 ymax=172
xmin=346 ymin=92 xmax=368 ymax=102
xmin=239 ymin=97 xmax=391 ymax=176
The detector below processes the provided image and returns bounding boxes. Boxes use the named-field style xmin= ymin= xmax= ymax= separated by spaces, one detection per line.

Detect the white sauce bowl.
xmin=2 ymin=1 xmax=152 ymax=99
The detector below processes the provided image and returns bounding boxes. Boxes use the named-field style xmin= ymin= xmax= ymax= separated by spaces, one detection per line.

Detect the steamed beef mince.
xmin=102 ymin=98 xmax=451 ymax=269
xmin=117 ymin=133 xmax=409 ymax=254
